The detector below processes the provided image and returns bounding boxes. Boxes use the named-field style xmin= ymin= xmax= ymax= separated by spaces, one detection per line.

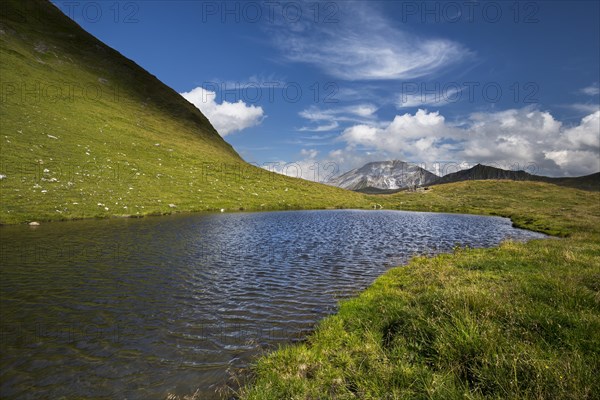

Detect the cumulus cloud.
xmin=269 ymin=2 xmax=471 ymax=81
xmin=337 ymin=108 xmax=600 ymax=177
xmin=563 ymin=111 xmax=599 ymax=149
xmin=544 ymin=150 xmax=599 ymax=173
xmin=340 ymin=109 xmax=456 ymax=157
xmin=180 ymin=87 xmax=264 ymax=136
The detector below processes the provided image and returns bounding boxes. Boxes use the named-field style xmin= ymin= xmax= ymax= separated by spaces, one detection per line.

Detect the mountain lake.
xmin=0 ymin=210 xmax=547 ymax=399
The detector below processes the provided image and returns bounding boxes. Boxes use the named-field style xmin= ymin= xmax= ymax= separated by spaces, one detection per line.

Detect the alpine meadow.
xmin=0 ymin=1 xmax=599 ymax=399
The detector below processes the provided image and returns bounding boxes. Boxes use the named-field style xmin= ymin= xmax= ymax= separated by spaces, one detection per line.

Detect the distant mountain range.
xmin=431 ymin=164 xmax=600 ymax=191
xmin=327 ymin=161 xmax=438 ymax=192
xmin=327 ymin=161 xmax=600 ymax=192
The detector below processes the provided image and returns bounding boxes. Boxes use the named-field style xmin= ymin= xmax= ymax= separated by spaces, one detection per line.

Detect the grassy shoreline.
xmin=239 ymin=181 xmax=600 ymax=399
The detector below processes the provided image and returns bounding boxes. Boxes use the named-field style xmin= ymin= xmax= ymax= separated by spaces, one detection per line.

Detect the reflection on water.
xmin=0 ymin=210 xmax=546 ymax=399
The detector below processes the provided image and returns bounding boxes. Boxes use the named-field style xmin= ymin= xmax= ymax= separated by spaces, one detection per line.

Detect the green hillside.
xmin=0 ymin=0 xmax=370 ymax=224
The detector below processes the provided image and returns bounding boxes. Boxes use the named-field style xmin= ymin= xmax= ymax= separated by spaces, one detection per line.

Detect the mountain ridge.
xmin=329 ymin=161 xmax=600 ymax=193
xmin=432 ymin=163 xmax=600 ymax=191
xmin=327 ymin=160 xmax=438 ymax=191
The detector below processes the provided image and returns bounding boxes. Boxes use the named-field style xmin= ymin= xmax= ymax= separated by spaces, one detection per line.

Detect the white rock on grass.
xmin=29 ymin=221 xmax=40 ymax=226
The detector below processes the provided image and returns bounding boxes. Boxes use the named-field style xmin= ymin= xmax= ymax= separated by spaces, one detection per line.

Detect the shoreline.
xmin=237 ymin=181 xmax=600 ymax=399
xmin=1 ymin=180 xmax=570 ymax=238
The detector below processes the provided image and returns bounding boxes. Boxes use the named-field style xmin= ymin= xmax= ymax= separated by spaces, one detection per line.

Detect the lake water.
xmin=0 ymin=210 xmax=546 ymax=399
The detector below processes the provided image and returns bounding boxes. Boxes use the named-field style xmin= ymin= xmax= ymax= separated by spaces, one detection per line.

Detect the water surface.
xmin=0 ymin=210 xmax=546 ymax=399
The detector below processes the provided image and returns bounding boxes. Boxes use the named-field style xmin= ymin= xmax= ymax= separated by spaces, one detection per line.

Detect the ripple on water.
xmin=0 ymin=210 xmax=546 ymax=399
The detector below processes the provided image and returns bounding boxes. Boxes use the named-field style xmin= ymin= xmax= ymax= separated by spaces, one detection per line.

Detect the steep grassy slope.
xmin=241 ymin=181 xmax=600 ymax=399
xmin=0 ymin=0 xmax=371 ymax=224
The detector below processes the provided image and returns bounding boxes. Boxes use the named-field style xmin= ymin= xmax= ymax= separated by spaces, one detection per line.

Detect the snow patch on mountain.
xmin=327 ymin=160 xmax=439 ymax=191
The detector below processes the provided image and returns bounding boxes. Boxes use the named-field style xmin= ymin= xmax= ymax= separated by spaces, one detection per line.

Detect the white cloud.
xmin=341 ymin=125 xmax=380 ymax=147
xmin=336 ymin=108 xmax=600 ymax=177
xmin=340 ymin=109 xmax=453 ymax=155
xmin=297 ymin=104 xmax=378 ymax=132
xmin=269 ymin=2 xmax=471 ymax=81
xmin=300 ymin=148 xmax=319 ymax=159
xmin=580 ymin=83 xmax=600 ymax=96
xmin=180 ymin=87 xmax=264 ymax=136
xmin=567 ymin=103 xmax=600 ymax=114
xmin=544 ymin=150 xmax=599 ymax=174
xmin=347 ymin=104 xmax=378 ymax=117
xmin=299 ymin=104 xmax=378 ymax=122
xmin=298 ymin=122 xmax=339 ymax=132
xmin=563 ymin=111 xmax=600 ymax=148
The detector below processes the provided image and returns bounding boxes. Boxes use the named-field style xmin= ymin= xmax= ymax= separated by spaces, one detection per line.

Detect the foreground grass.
xmin=240 ymin=181 xmax=600 ymax=399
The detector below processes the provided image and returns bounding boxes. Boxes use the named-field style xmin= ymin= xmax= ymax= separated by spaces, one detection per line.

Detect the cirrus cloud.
xmin=580 ymin=83 xmax=600 ymax=96
xmin=269 ymin=2 xmax=472 ymax=81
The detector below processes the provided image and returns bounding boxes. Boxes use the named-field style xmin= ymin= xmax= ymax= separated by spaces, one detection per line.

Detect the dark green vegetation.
xmin=241 ymin=181 xmax=600 ymax=399
xmin=0 ymin=0 xmax=371 ymax=225
xmin=430 ymin=164 xmax=599 ymax=192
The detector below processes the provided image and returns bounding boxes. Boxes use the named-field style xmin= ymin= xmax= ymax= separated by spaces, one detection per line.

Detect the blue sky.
xmin=53 ymin=0 xmax=599 ymax=178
